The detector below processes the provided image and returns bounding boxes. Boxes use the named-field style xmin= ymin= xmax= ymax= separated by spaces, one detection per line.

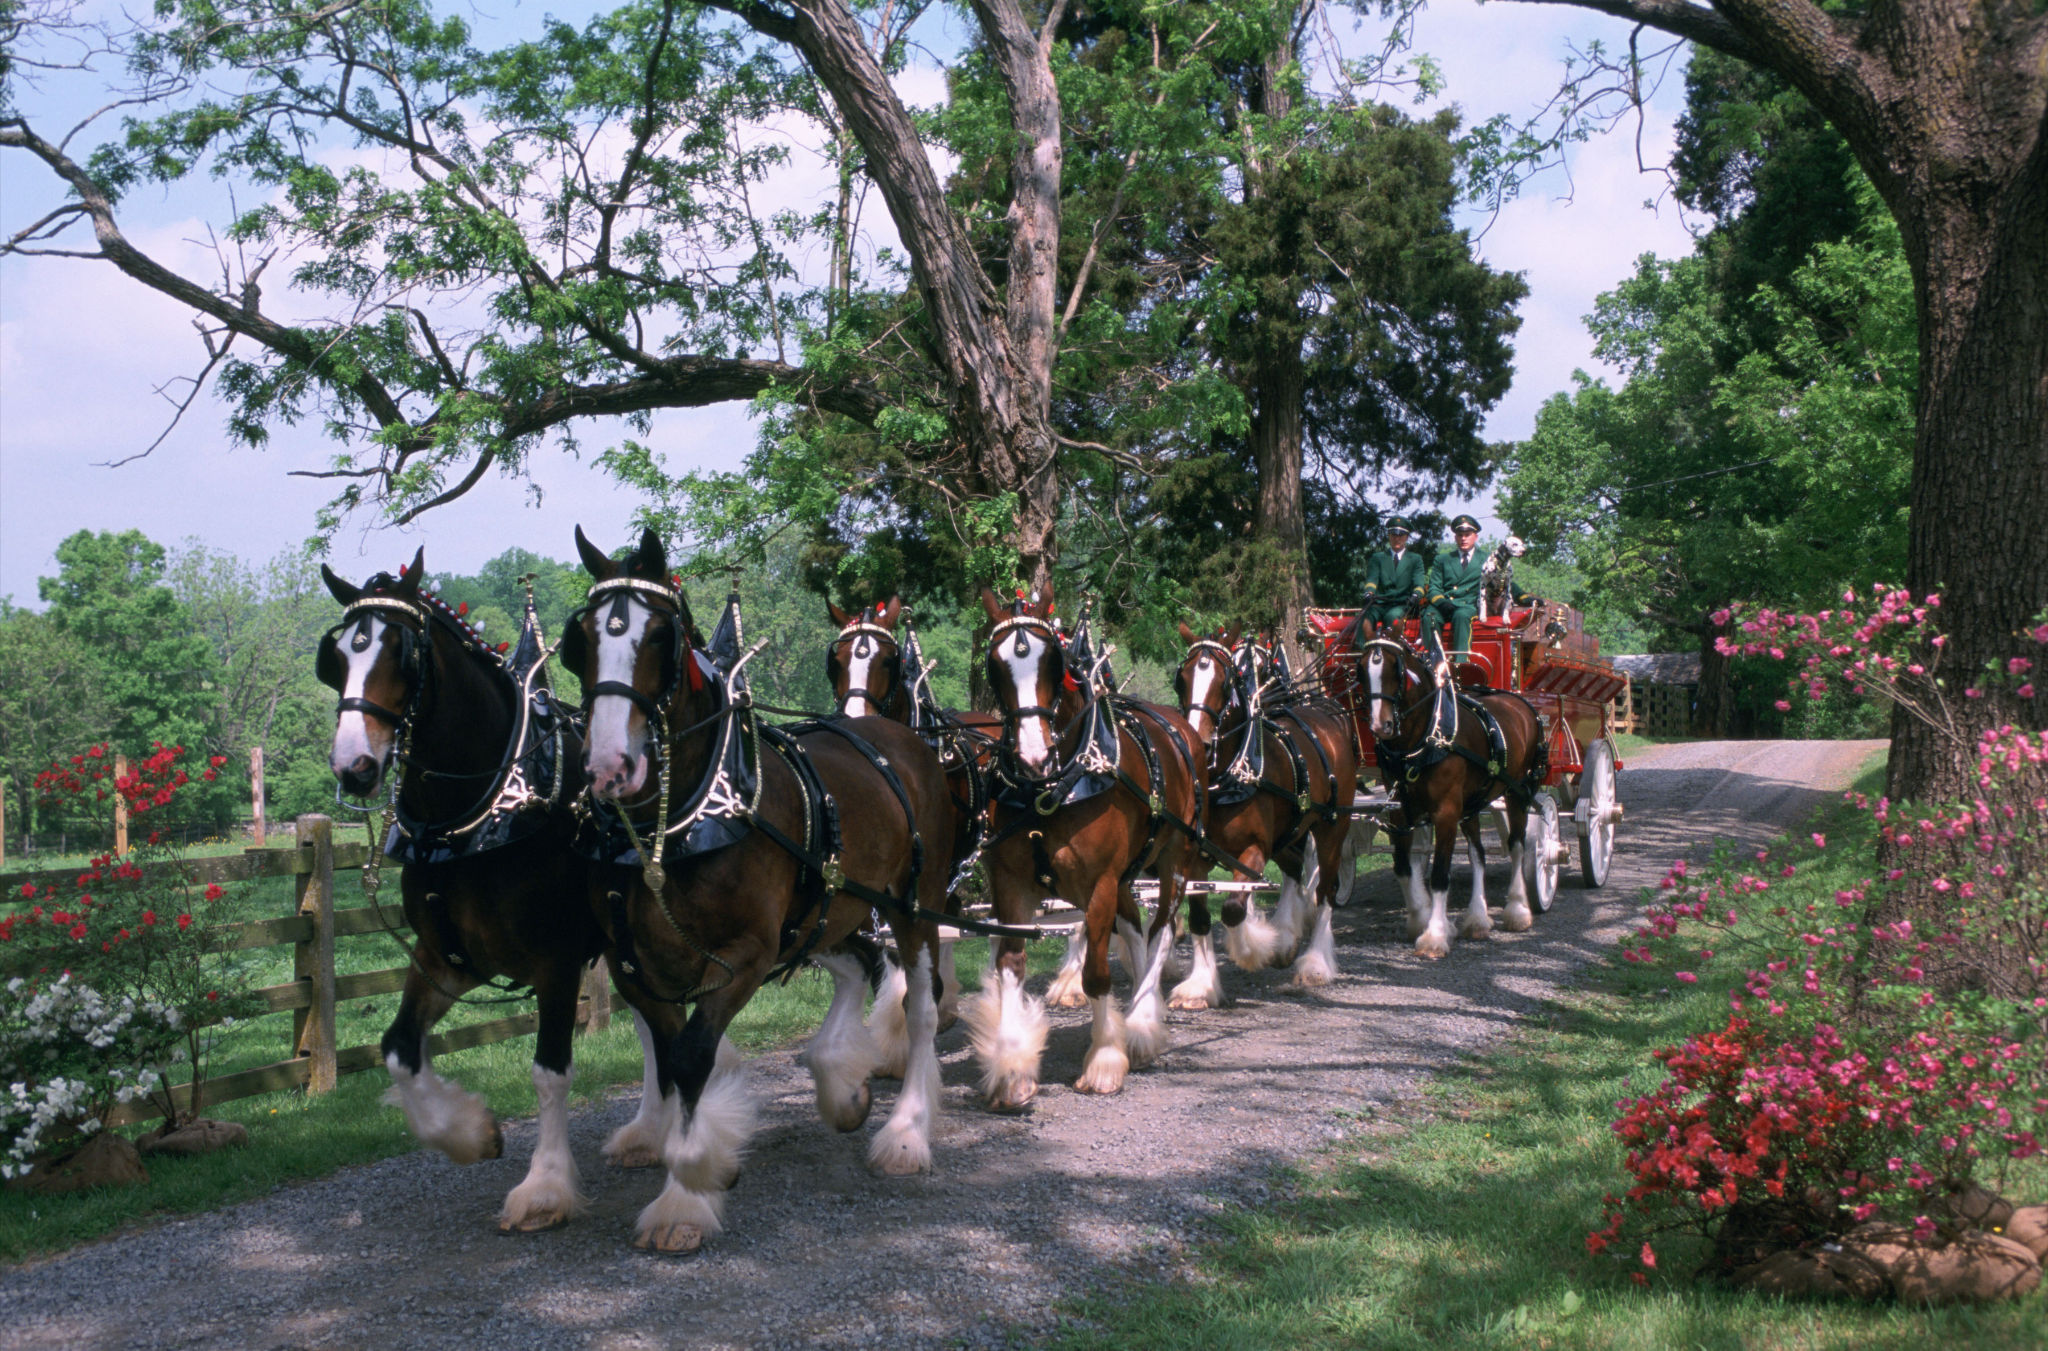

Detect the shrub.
xmin=1590 ymin=594 xmax=2046 ymax=1280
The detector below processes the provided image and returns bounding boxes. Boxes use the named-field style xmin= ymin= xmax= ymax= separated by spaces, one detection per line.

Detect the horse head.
xmin=826 ymin=596 xmax=904 ymax=720
xmin=1173 ymin=620 xmax=1240 ymax=743
xmin=564 ymin=525 xmax=705 ymax=802
xmin=318 ymin=546 xmax=429 ymax=797
xmin=980 ymin=585 xmax=1065 ymax=779
xmin=1356 ymin=634 xmax=1432 ymax=744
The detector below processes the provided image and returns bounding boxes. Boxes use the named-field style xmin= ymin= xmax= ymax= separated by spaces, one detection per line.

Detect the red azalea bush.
xmin=1590 ymin=596 xmax=2047 ymax=1281
xmin=2 ymin=743 xmax=260 ymax=1150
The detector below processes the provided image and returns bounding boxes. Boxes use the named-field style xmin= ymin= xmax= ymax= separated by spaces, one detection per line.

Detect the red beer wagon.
xmin=1304 ymin=601 xmax=1628 ymax=910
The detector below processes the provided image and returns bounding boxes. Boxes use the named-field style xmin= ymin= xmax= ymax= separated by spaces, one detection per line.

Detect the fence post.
xmin=114 ymin=752 xmax=129 ymax=856
xmin=293 ymin=815 xmax=338 ymax=1093
xmin=249 ymin=746 xmax=266 ymax=847
xmin=575 ymin=958 xmax=612 ymax=1035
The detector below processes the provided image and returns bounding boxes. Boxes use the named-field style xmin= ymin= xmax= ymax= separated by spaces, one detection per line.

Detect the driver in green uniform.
xmin=1358 ymin=517 xmax=1426 ymax=632
xmin=1426 ymin=514 xmax=1489 ymax=655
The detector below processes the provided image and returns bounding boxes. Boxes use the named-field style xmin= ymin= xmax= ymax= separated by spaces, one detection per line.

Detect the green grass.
xmin=1050 ymin=759 xmax=2047 ymax=1350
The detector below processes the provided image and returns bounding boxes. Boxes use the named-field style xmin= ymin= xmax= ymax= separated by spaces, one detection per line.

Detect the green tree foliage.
xmin=1500 ymin=169 xmax=1911 ymax=733
xmin=0 ymin=602 xmax=115 ymax=839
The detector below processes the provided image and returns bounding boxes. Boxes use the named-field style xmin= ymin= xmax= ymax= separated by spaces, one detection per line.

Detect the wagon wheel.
xmin=1525 ymin=791 xmax=1561 ymax=912
xmin=1573 ymin=738 xmax=1619 ymax=888
xmin=1329 ymin=817 xmax=1374 ymax=908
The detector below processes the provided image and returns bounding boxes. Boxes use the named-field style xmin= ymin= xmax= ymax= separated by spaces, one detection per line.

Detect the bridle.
xmin=985 ymin=611 xmax=1072 ymax=784
xmin=319 ymin=595 xmax=432 ymax=733
xmin=828 ymin=619 xmax=902 ymax=717
xmin=564 ymin=575 xmax=698 ymax=744
xmin=1357 ymin=636 xmax=1427 ymax=729
xmin=1176 ymin=637 xmax=1235 ymax=737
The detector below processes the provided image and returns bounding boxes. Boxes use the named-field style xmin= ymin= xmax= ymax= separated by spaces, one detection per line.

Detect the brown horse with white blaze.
xmin=970 ymin=587 xmax=1202 ymax=1105
xmin=1169 ymin=625 xmax=1359 ymax=1005
xmin=318 ymin=550 xmax=623 ymax=1234
xmin=1356 ymin=633 xmax=1545 ymax=958
xmin=565 ymin=528 xmax=956 ymax=1254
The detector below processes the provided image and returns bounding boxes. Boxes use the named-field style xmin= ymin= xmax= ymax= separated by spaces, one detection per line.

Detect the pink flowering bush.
xmin=1591 ymin=595 xmax=2047 ymax=1280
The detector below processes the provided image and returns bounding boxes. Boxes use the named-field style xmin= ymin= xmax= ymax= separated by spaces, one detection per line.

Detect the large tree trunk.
xmin=1694 ymin=618 xmax=1735 ymax=738
xmin=1885 ymin=160 xmax=2048 ymax=802
xmin=1249 ymin=339 xmax=1313 ymax=662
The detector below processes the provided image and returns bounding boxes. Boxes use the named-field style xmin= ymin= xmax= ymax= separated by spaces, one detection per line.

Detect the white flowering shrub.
xmin=0 ymin=975 xmax=181 ymax=1177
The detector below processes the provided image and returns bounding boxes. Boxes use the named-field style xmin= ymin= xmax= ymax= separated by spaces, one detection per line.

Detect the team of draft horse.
xmin=315 ymin=527 xmax=1554 ymax=1254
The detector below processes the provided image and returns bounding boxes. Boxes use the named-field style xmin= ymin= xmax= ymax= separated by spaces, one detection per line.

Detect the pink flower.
xmin=1676 ymin=972 xmax=1698 ymax=984
xmin=2020 ymin=684 xmax=2036 ymax=699
xmin=2009 ymin=657 xmax=2033 ymax=675
xmin=1775 ymin=699 xmax=1793 ymax=712
xmin=1811 ymin=834 xmax=1826 ymax=849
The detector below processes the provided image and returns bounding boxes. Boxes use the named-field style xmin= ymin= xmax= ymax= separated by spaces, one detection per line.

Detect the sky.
xmin=0 ymin=0 xmax=1699 ymax=602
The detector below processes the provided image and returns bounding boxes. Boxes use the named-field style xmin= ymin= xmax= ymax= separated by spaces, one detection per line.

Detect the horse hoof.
xmin=1168 ymin=992 xmax=1213 ymax=1011
xmin=1415 ymin=937 xmax=1450 ymax=960
xmin=634 ymin=1224 xmax=705 ymax=1255
xmin=1460 ymin=922 xmax=1493 ymax=941
xmin=499 ymin=1209 xmax=571 ymax=1235
xmin=1047 ymin=989 xmax=1088 ymax=1010
xmin=935 ymin=1009 xmax=960 ymax=1035
xmin=985 ymin=1077 xmax=1038 ymax=1112
xmin=1074 ymin=1049 xmax=1129 ymax=1095
xmin=1502 ymin=910 xmax=1534 ymax=933
xmin=605 ymin=1143 xmax=662 ymax=1169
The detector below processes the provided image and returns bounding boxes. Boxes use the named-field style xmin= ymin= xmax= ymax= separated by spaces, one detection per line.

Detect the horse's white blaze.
xmin=1074 ymin=993 xmax=1130 ymax=1094
xmin=961 ymin=964 xmax=1049 ymax=1107
xmin=867 ymin=954 xmax=909 ymax=1079
xmin=808 ymin=953 xmax=879 ymax=1132
xmin=330 ymin=616 xmax=391 ymax=777
xmin=1186 ymin=655 xmax=1221 ymax=739
xmin=603 ymin=1007 xmax=672 ymax=1168
xmin=383 ymin=1050 xmax=497 ymax=1165
xmin=1046 ymin=930 xmax=1088 ymax=1007
xmin=1122 ymin=916 xmax=1173 ymax=1070
xmin=869 ymin=948 xmax=939 ymax=1176
xmin=499 ymin=1064 xmax=586 ymax=1230
xmin=1002 ymin=631 xmax=1055 ymax=773
xmin=838 ymin=636 xmax=875 ymax=718
xmin=587 ymin=600 xmax=654 ymax=798
xmin=1363 ymin=648 xmax=1395 ymax=740
xmin=1170 ymin=929 xmax=1225 ymax=1009
xmin=1461 ymin=829 xmax=1492 ymax=938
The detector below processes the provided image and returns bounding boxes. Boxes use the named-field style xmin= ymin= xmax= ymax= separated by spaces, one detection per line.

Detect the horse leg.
xmin=499 ymin=972 xmax=587 ymax=1233
xmin=960 ymin=899 xmax=1048 ymax=1113
xmin=867 ymin=950 xmax=910 ymax=1080
xmin=808 ymin=951 xmax=879 ymax=1132
xmin=1416 ymin=809 xmax=1458 ymax=960
xmin=1458 ymin=816 xmax=1493 ymax=940
xmin=1501 ymin=800 xmax=1534 ymax=933
xmin=1046 ymin=929 xmax=1089 ymax=1008
xmin=1074 ymin=870 xmax=1131 ymax=1095
xmin=934 ymin=939 xmax=960 ymax=1032
xmin=1158 ymin=911 xmax=1189 ymax=987
xmin=1269 ymin=858 xmax=1310 ymax=958
xmin=1170 ymin=893 xmax=1227 ymax=1010
xmin=1123 ymin=875 xmax=1178 ymax=1070
xmin=1221 ymin=847 xmax=1283 ymax=971
xmin=1391 ymin=827 xmax=1431 ymax=941
xmin=603 ymin=1001 xmax=676 ymax=1168
xmin=1286 ymin=846 xmax=1338 ymax=988
xmin=635 ymin=1010 xmax=755 ymax=1255
xmin=869 ymin=930 xmax=942 ymax=1176
xmin=380 ymin=964 xmax=502 ymax=1165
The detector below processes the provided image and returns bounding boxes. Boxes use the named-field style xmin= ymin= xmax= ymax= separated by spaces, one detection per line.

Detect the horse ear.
xmin=633 ymin=527 xmax=668 ymax=580
xmin=396 ymin=548 xmax=425 ymax=596
xmin=574 ymin=525 xmax=616 ymax=579
xmin=979 ymin=587 xmax=1008 ymax=623
xmin=1176 ymin=620 xmax=1196 ymax=645
xmin=1033 ymin=582 xmax=1055 ymax=619
xmin=321 ymin=564 xmax=360 ymax=605
xmin=827 ymin=600 xmax=854 ymax=628
xmin=880 ymin=596 xmax=901 ymax=630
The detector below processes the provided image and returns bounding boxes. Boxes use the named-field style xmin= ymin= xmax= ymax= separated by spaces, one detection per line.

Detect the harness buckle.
xmin=1036 ymin=787 xmax=1062 ymax=816
xmin=1299 ymin=791 xmax=1313 ymax=811
xmin=821 ymin=857 xmax=846 ymax=892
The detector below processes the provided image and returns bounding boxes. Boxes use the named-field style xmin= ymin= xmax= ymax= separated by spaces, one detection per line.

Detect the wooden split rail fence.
xmin=2 ymin=815 xmax=559 ymax=1127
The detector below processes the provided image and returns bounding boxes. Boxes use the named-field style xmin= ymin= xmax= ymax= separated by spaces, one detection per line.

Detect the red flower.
xmin=205 ymin=990 xmax=218 ymax=1002
xmin=208 ymin=755 xmax=226 ymax=769
xmin=18 ymin=884 xmax=31 ymax=899
xmin=204 ymin=883 xmax=225 ymax=902
xmin=69 ymin=923 xmax=87 ymax=940
xmin=142 ymin=911 xmax=156 ymax=926
xmin=177 ymin=914 xmax=192 ymax=930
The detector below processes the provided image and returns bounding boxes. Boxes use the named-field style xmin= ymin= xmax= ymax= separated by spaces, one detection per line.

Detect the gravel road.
xmin=0 ymin=739 xmax=1881 ymax=1351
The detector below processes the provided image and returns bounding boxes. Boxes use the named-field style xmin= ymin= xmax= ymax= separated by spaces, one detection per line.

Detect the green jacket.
xmin=1428 ymin=548 xmax=1535 ymax=610
xmin=1427 ymin=548 xmax=1488 ymax=609
xmin=1361 ymin=548 xmax=1426 ymax=604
